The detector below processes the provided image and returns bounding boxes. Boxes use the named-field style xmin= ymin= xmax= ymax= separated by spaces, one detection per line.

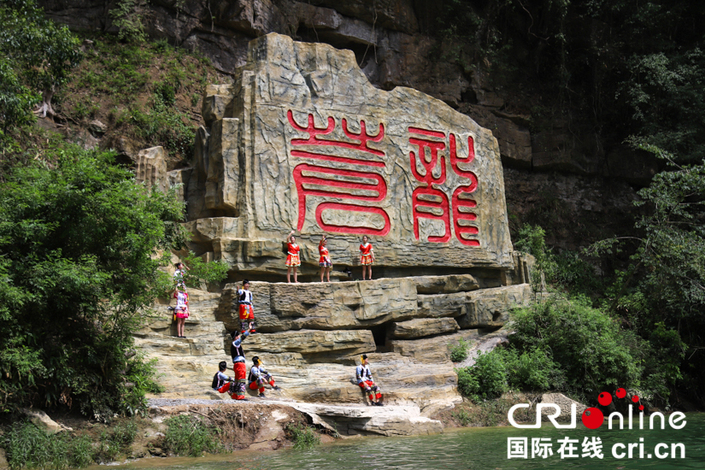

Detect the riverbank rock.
xmin=137 ymin=278 xmax=532 ymax=424
xmin=540 ymin=393 xmax=588 ymax=421
xmin=22 ymin=409 xmax=73 ymax=434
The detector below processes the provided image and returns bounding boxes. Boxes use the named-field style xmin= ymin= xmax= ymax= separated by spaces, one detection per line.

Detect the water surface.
xmin=103 ymin=412 xmax=705 ymax=469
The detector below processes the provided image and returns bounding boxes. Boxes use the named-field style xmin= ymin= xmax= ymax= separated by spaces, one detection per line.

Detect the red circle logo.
xmin=581 ymin=407 xmax=604 ymax=429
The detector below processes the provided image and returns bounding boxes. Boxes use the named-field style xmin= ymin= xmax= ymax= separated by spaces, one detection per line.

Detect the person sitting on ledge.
xmin=212 ymin=361 xmax=233 ymax=393
xmin=356 ymin=354 xmax=383 ymax=406
xmin=248 ymin=356 xmax=280 ymax=398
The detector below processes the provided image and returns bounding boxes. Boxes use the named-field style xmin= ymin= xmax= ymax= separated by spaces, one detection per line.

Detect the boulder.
xmin=22 ymin=409 xmax=72 ymax=434
xmin=540 ymin=393 xmax=588 ymax=421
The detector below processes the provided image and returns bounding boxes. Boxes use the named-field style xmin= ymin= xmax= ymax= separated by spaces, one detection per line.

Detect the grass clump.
xmin=94 ymin=420 xmax=137 ymax=463
xmin=285 ymin=422 xmax=320 ymax=450
xmin=3 ymin=421 xmax=96 ymax=470
xmin=163 ymin=415 xmax=222 ymax=457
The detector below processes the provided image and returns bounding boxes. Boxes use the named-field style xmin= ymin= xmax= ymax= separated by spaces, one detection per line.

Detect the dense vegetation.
xmin=0 ymin=0 xmax=229 ymax=422
xmin=0 ymin=145 xmax=183 ymax=418
xmin=435 ymin=0 xmax=705 ymax=408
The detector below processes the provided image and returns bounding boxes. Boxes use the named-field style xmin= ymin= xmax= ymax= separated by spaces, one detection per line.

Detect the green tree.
xmin=0 ymin=0 xmax=82 ymax=121
xmin=0 ymin=145 xmax=184 ymax=417
xmin=0 ymin=61 xmax=38 ymax=136
xmin=109 ymin=0 xmax=148 ymax=43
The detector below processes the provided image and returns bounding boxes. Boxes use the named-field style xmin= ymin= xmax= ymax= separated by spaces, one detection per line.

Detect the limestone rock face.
xmin=138 ymin=279 xmax=532 ymax=417
xmin=389 ymin=318 xmax=459 ymax=339
xmin=187 ymin=33 xmax=513 ymax=279
xmin=540 ymin=393 xmax=588 ymax=420
xmin=215 ymin=279 xmax=531 ymax=334
xmin=135 ymin=146 xmax=168 ymax=192
xmin=22 ymin=409 xmax=72 ymax=434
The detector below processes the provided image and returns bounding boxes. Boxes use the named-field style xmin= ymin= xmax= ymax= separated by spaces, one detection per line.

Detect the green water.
xmin=109 ymin=413 xmax=705 ymax=469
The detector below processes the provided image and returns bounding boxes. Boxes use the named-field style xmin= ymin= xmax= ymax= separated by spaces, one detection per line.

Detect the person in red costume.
xmin=230 ymin=355 xmax=248 ymax=400
xmin=286 ymin=230 xmax=301 ymax=283
xmin=173 ymin=286 xmax=190 ymax=338
xmin=359 ymin=235 xmax=375 ymax=280
xmin=356 ymin=354 xmax=383 ymax=406
xmin=237 ymin=279 xmax=255 ymax=333
xmin=248 ymin=356 xmax=280 ymax=398
xmin=319 ymin=235 xmax=332 ymax=282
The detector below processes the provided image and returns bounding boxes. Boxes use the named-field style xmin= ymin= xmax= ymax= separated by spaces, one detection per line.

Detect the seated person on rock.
xmin=212 ymin=361 xmax=233 ymax=393
xmin=249 ymin=356 xmax=279 ymax=398
xmin=356 ymin=354 xmax=383 ymax=406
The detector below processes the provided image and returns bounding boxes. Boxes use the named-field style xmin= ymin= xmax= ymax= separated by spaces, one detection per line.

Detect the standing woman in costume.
xmin=286 ymin=230 xmax=301 ymax=283
xmin=319 ymin=235 xmax=332 ymax=282
xmin=359 ymin=235 xmax=375 ymax=280
xmin=173 ymin=286 xmax=190 ymax=338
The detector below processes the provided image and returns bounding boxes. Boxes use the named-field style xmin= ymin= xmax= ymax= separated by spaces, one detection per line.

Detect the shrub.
xmin=503 ymin=348 xmax=565 ymax=392
xmin=457 ymin=351 xmax=507 ymax=402
xmin=511 ymin=296 xmax=645 ymax=398
xmin=0 ymin=146 xmax=184 ymax=416
xmin=285 ymin=422 xmax=320 ymax=450
xmin=163 ymin=415 xmax=222 ymax=457
xmin=94 ymin=420 xmax=137 ymax=463
xmin=181 ymin=251 xmax=230 ymax=289
xmin=449 ymin=338 xmax=470 ymax=362
xmin=67 ymin=436 xmax=95 ymax=468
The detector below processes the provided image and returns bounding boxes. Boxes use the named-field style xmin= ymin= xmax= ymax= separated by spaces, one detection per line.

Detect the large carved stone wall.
xmin=180 ymin=33 xmax=514 ymax=279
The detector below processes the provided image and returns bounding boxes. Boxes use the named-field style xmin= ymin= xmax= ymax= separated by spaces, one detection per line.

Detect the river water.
xmin=103 ymin=412 xmax=705 ymax=469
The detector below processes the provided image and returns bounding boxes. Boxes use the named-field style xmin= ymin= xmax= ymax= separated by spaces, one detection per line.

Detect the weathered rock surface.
xmin=214 ymin=279 xmax=531 ymax=334
xmin=138 ymin=278 xmax=532 ymax=421
xmin=182 ymin=33 xmax=513 ymax=281
xmin=22 ymin=408 xmax=73 ymax=434
xmin=540 ymin=393 xmax=588 ymax=421
xmin=135 ymin=146 xmax=168 ymax=192
xmin=389 ymin=318 xmax=459 ymax=339
xmin=290 ymin=402 xmax=443 ymax=436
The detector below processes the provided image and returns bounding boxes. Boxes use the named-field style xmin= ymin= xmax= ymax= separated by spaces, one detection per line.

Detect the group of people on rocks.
xmin=209 ymin=280 xmax=281 ymax=400
xmin=210 ymin=277 xmax=383 ymax=404
xmin=172 ymin=231 xmax=384 ymax=404
xmin=286 ymin=231 xmax=376 ymax=283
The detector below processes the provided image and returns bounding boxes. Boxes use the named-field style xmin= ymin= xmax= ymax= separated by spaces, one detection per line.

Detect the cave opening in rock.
xmin=370 ymin=323 xmax=389 ymax=352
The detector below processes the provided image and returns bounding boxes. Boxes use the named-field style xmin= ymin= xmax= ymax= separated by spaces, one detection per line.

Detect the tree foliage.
xmin=0 ymin=0 xmax=81 ymax=124
xmin=0 ymin=146 xmax=184 ymax=417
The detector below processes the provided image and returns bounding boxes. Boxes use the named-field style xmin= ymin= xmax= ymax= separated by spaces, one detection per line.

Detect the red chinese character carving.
xmin=450 ymin=133 xmax=479 ymax=246
xmin=408 ymin=128 xmax=480 ymax=246
xmin=288 ymin=110 xmax=391 ymax=236
xmin=408 ymin=127 xmax=447 ymax=185
xmin=412 ymin=187 xmax=452 ymax=243
xmin=288 ymin=110 xmax=384 ymax=156
xmin=409 ymin=127 xmax=451 ymax=242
